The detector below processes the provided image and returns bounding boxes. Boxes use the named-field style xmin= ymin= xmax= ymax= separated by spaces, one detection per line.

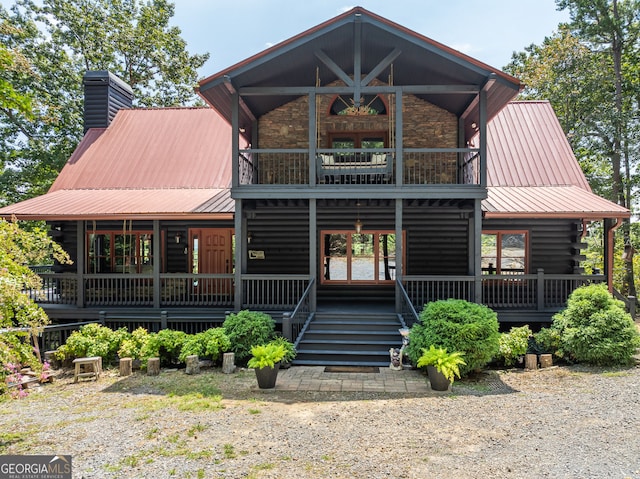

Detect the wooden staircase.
xmin=293 ymin=310 xmax=404 ymax=367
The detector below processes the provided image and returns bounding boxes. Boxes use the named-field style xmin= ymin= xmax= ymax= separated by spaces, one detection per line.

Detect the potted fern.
xmin=247 ymin=342 xmax=286 ymax=389
xmin=417 ymin=345 xmax=466 ymax=391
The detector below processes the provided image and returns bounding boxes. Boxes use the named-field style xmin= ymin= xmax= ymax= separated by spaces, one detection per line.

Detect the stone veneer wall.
xmin=257 ymin=81 xmax=458 ymax=149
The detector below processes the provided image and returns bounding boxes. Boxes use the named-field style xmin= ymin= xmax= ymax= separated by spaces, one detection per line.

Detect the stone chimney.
xmin=82 ymin=71 xmax=133 ymax=133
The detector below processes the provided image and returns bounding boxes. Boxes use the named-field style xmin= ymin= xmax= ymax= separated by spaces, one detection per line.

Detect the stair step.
xmin=299 ymin=340 xmax=399 ymax=351
xmin=294 ymin=309 xmax=403 ymax=367
xmin=293 ymin=359 xmax=391 ymax=367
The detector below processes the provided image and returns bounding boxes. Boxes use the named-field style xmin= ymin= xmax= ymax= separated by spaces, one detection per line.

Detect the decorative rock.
xmin=185 ymin=355 xmax=200 ymax=375
xmin=147 ymin=357 xmax=160 ymax=376
xmin=119 ymin=358 xmax=133 ymax=376
xmin=222 ymin=352 xmax=235 ymax=374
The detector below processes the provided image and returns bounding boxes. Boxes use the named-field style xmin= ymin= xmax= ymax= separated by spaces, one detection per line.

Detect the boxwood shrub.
xmin=407 ymin=299 xmax=500 ymax=376
xmin=223 ymin=310 xmax=276 ymax=363
xmin=549 ymin=283 xmax=640 ymax=366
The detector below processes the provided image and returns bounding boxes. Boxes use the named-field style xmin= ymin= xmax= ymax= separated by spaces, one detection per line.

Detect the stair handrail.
xmin=397 ymin=279 xmax=419 ymax=327
xmin=282 ymin=278 xmax=315 ymax=345
xmin=612 ymin=288 xmax=637 ymax=318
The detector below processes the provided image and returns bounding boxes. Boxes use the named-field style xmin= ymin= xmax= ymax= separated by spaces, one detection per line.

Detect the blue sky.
xmin=172 ymin=1 xmax=571 ymax=79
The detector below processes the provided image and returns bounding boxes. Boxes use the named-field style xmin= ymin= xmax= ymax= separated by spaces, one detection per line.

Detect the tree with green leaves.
xmin=0 ymin=0 xmax=209 ymax=205
xmin=506 ymin=0 xmax=640 ymax=297
xmin=1 ymin=217 xmax=71 ymax=376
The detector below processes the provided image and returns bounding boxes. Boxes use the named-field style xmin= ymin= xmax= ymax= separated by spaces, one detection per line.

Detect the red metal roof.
xmin=0 ymin=188 xmax=233 ymax=220
xmin=482 ymin=101 xmax=627 ymax=219
xmin=0 ymin=107 xmax=242 ymax=220
xmin=50 ymin=107 xmax=235 ymax=191
xmin=486 ymin=101 xmax=591 ymax=190
xmin=484 ymin=186 xmax=629 ymax=219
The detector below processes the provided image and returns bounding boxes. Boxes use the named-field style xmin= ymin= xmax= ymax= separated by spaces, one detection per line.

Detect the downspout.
xmin=605 ymin=217 xmax=624 ymax=293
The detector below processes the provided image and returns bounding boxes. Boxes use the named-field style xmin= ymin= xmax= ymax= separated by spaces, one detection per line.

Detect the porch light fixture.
xmin=355 ymin=201 xmax=363 ymax=233
xmin=247 ymin=232 xmax=253 ymax=244
xmin=175 ymin=232 xmax=182 ymax=244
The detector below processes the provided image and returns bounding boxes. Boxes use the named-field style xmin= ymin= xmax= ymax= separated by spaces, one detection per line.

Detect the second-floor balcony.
xmin=238 ymin=147 xmax=480 ymax=187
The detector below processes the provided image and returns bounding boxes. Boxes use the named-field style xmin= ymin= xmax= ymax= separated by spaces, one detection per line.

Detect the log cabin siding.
xmin=482 ymin=218 xmax=584 ymax=274
xmin=404 ymin=211 xmax=469 ymax=275
xmin=49 ymin=221 xmax=78 ymax=273
xmin=246 ymin=203 xmax=310 ymax=274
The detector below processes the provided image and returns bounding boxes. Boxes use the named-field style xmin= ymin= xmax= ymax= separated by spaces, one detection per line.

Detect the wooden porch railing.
xmin=27 ymin=273 xmax=235 ymax=308
xmin=403 ymin=275 xmax=475 ymax=308
xmin=403 ymin=271 xmax=606 ymax=311
xmin=241 ymin=274 xmax=310 ymax=310
xmin=238 ymin=147 xmax=480 ymax=186
xmin=28 ymin=271 xmax=606 ymax=314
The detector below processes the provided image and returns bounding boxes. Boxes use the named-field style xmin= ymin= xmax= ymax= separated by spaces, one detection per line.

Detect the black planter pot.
xmin=254 ymin=363 xmax=280 ymax=389
xmin=427 ymin=365 xmax=451 ymax=391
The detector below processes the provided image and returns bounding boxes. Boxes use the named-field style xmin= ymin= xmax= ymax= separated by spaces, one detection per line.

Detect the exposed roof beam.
xmin=239 ymin=84 xmax=479 ymax=95
xmin=461 ymin=73 xmax=497 ymax=121
xmin=362 ymin=48 xmax=402 ymax=86
xmin=223 ymin=76 xmax=256 ymax=124
xmin=354 ymin=13 xmax=362 ymax=105
xmin=314 ymin=50 xmax=353 ymax=86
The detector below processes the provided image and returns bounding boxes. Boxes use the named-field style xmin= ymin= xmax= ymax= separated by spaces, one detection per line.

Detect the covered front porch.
xmin=29 ymin=269 xmax=605 ymax=320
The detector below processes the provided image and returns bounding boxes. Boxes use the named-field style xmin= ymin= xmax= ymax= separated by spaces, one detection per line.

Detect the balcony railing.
xmin=238 ymin=148 xmax=480 ymax=186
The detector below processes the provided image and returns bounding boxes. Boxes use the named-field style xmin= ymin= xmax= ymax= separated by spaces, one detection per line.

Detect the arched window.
xmin=329 ymin=94 xmax=387 ymax=116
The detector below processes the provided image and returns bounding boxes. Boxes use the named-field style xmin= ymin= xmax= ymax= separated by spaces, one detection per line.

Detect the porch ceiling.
xmin=198 ymin=7 xmax=522 ymax=140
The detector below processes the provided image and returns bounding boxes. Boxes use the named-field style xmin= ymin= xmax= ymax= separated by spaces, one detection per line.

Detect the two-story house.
xmin=1 ymin=7 xmax=629 ymax=365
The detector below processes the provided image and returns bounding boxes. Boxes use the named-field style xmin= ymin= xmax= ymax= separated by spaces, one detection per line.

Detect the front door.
xmin=320 ymin=230 xmax=400 ymax=284
xmin=190 ymin=228 xmax=233 ymax=298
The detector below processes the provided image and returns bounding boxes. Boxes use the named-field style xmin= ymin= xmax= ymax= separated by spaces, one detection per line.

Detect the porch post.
xmin=479 ymin=88 xmax=487 ymax=188
xmin=309 ymin=198 xmax=317 ymax=311
xmin=76 ymin=220 xmax=85 ymax=307
xmin=153 ymin=220 xmax=160 ymax=309
xmin=309 ymin=90 xmax=317 ymax=187
xmin=603 ymin=217 xmax=623 ymax=292
xmin=395 ymin=88 xmax=403 ymax=186
xmin=234 ymin=199 xmax=243 ymax=310
xmin=231 ymin=91 xmax=239 ymax=188
xmin=473 ymin=199 xmax=483 ymax=303
xmin=395 ymin=198 xmax=403 ymax=313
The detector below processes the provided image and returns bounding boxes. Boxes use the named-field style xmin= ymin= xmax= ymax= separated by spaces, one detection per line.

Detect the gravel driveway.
xmin=1 ymin=363 xmax=639 ymax=479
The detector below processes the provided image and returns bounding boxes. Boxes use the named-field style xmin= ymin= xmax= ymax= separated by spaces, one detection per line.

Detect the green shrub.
xmin=407 ymin=299 xmax=500 ymax=376
xmin=498 ymin=325 xmax=533 ymax=366
xmin=178 ymin=328 xmax=231 ymax=363
xmin=267 ymin=336 xmax=297 ymax=363
xmin=532 ymin=327 xmax=562 ymax=356
xmin=56 ymin=323 xmax=128 ymax=365
xmin=223 ymin=310 xmax=276 ymax=363
xmin=117 ymin=327 xmax=150 ymax=360
xmin=550 ymin=284 xmax=640 ymax=366
xmin=140 ymin=329 xmax=188 ymax=367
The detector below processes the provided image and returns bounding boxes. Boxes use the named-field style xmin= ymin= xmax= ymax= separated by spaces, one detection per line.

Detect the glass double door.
xmin=321 ymin=231 xmax=397 ymax=284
